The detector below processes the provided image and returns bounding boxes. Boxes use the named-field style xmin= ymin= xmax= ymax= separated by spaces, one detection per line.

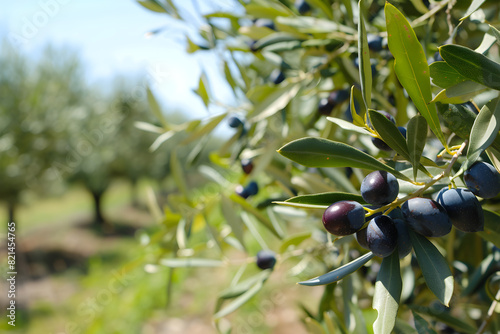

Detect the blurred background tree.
xmin=0 ymin=42 xmax=85 ymax=223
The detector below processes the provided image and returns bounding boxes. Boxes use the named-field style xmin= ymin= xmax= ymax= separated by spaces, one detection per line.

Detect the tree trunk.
xmin=92 ymin=191 xmax=105 ymax=225
xmin=7 ymin=201 xmax=15 ymax=223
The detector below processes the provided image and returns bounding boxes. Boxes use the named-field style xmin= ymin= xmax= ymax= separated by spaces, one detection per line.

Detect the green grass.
xmin=0 ymin=179 xmax=313 ymax=334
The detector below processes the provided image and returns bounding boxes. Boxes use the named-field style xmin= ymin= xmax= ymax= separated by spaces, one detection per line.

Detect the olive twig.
xmin=365 ymin=140 xmax=468 ymax=216
xmin=476 ymin=288 xmax=500 ymax=334
xmin=411 ymin=0 xmax=453 ymax=27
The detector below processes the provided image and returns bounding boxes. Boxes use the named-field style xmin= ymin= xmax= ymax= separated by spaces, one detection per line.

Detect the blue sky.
xmin=0 ymin=0 xmax=237 ymax=119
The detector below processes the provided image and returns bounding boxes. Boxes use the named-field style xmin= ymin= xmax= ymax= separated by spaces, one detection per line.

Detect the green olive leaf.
xmin=278 ymin=137 xmax=412 ymax=182
xmin=350 ymin=85 xmax=366 ymax=126
xmin=460 ymin=0 xmax=487 ymax=21
xmin=249 ymin=82 xmax=300 ymax=122
xmin=373 ymin=252 xmax=402 ymax=334
xmin=465 ymin=98 xmax=500 ymax=170
xmin=327 ymin=116 xmax=372 ymax=135
xmin=275 ymin=192 xmax=366 ymax=210
xmin=385 ymin=3 xmax=447 ymax=148
xmin=299 ymin=252 xmax=375 ymax=286
xmin=358 ymin=0 xmax=371 ymax=108
xmin=214 ymin=274 xmax=267 ymax=318
xmin=280 ymin=231 xmax=313 ymax=253
xmin=439 ymin=44 xmax=500 ymax=91
xmin=230 ymin=193 xmax=282 ymax=238
xmin=407 ymin=115 xmax=428 ymax=180
xmin=368 ymin=109 xmax=409 ymax=159
xmin=431 ymin=80 xmax=487 ymax=104
xmin=160 ymin=258 xmax=224 ymax=268
xmin=218 ymin=269 xmax=272 ymax=299
xmin=409 ymin=230 xmax=454 ymax=306
xmin=408 ymin=305 xmax=476 ymax=333
xmin=412 ymin=311 xmax=438 ymax=334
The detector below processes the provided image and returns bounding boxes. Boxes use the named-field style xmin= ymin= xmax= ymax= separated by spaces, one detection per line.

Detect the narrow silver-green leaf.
xmin=394 ymin=319 xmax=418 ymax=334
xmin=298 ymin=252 xmax=375 ymax=286
xmin=171 ymin=150 xmax=189 ymax=199
xmin=149 ymin=130 xmax=176 ymax=151
xmin=245 ymin=3 xmax=294 ymax=19
xmin=439 ymin=44 xmax=500 ymax=91
xmin=304 ymin=317 xmax=328 ymax=334
xmin=137 ymin=0 xmax=166 ymax=13
xmin=369 ymin=109 xmax=410 ymax=159
xmin=432 ymin=80 xmax=487 ymax=104
xmin=326 ymin=117 xmax=372 ymax=135
xmin=284 ymin=192 xmax=366 ymax=206
xmin=160 ymin=258 xmax=224 ymax=268
xmin=276 ymin=16 xmax=356 ymax=34
xmin=462 ymin=251 xmax=500 ymax=296
xmin=251 ymin=32 xmax=304 ymax=50
xmin=490 ymin=25 xmax=500 ymax=45
xmin=214 ymin=278 xmax=264 ymax=318
xmin=350 ymin=85 xmax=365 ymax=126
xmin=273 ymin=201 xmax=328 ymax=210
xmin=135 ymin=121 xmax=164 ymax=134
xmin=280 ymin=232 xmax=312 ymax=253
xmin=460 ymin=0 xmax=487 ymax=21
xmin=408 ymin=305 xmax=476 ymax=334
xmin=358 ymin=0 xmax=371 ymax=108
xmin=224 ymin=61 xmax=238 ymax=93
xmin=412 ymin=312 xmax=438 ymax=334
xmin=181 ymin=112 xmax=227 ymax=145
xmin=194 ymin=72 xmax=210 ymax=107
xmin=465 ymin=99 xmax=500 ymax=169
xmin=250 ymin=82 xmax=300 ymax=122
xmin=305 ymin=0 xmax=333 ymax=19
xmin=407 ymin=115 xmax=428 ymax=180
xmin=409 ymin=230 xmax=454 ymax=306
xmin=385 ymin=3 xmax=447 ymax=148
xmin=278 ymin=137 xmax=412 ymax=182
xmin=373 ymin=252 xmax=402 ymax=334
xmin=219 ymin=269 xmax=271 ymax=299
xmin=147 ymin=86 xmax=169 ymax=128
xmin=230 ymin=193 xmax=281 ymax=238
xmin=486 ymin=147 xmax=500 ymax=174
xmin=409 ymin=0 xmax=429 ymax=14
xmin=221 ymin=196 xmax=246 ymax=250
xmin=475 ymin=31 xmax=497 ymax=54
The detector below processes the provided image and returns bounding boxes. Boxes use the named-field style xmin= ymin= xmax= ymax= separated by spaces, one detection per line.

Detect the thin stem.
xmin=411 ymin=0 xmax=453 ymax=27
xmin=366 ymin=140 xmax=468 ymax=217
xmin=446 ymin=0 xmax=457 ymax=37
xmin=476 ymin=288 xmax=500 ymax=334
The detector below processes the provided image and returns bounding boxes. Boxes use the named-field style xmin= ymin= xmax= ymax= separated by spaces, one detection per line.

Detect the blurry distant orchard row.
xmin=0 ymin=42 xmax=213 ymax=226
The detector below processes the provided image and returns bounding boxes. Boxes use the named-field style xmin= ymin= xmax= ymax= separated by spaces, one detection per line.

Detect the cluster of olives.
xmin=322 ymin=162 xmax=500 ymax=258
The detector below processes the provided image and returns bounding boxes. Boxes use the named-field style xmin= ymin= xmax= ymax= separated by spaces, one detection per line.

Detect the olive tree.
xmin=0 ymin=43 xmax=85 ymax=223
xmin=136 ymin=0 xmax=500 ymax=333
